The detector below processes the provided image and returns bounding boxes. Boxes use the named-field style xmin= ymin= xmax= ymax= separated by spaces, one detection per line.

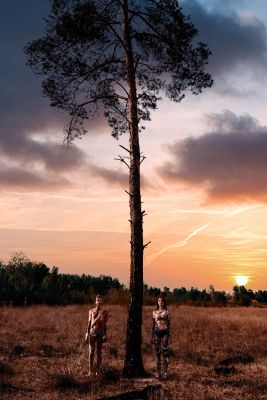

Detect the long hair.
xmin=156 ymin=296 xmax=167 ymax=310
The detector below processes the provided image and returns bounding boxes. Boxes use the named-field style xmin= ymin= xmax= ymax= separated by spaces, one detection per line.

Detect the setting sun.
xmin=235 ymin=275 xmax=249 ymax=286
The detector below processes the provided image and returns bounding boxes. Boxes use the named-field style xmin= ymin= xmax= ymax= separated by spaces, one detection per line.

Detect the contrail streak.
xmin=224 ymin=205 xmax=260 ymax=217
xmin=146 ymin=222 xmax=211 ymax=266
xmin=169 ymin=204 xmax=260 ymax=217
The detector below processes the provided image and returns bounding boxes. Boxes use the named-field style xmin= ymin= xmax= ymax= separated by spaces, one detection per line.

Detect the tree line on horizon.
xmin=0 ymin=253 xmax=266 ymax=307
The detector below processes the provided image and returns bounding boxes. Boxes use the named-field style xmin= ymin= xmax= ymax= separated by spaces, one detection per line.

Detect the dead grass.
xmin=0 ymin=305 xmax=266 ymax=399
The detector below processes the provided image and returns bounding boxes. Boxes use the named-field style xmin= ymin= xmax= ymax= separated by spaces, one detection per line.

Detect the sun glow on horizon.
xmin=234 ymin=275 xmax=249 ymax=286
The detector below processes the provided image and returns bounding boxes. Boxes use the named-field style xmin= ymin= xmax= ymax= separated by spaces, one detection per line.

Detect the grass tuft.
xmin=53 ymin=373 xmax=78 ymax=391
xmin=11 ymin=345 xmax=25 ymax=356
xmin=214 ymin=366 xmax=237 ymax=375
xmin=38 ymin=344 xmax=54 ymax=357
xmin=0 ymin=361 xmax=13 ymax=375
xmin=219 ymin=353 xmax=255 ymax=365
xmin=0 ymin=381 xmax=17 ymax=393
xmin=108 ymin=346 xmax=119 ymax=358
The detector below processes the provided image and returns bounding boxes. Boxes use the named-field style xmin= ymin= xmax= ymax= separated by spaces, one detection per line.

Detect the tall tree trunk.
xmin=121 ymin=0 xmax=146 ymax=377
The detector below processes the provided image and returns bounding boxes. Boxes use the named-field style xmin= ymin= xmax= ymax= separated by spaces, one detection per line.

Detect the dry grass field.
xmin=0 ymin=304 xmax=267 ymax=399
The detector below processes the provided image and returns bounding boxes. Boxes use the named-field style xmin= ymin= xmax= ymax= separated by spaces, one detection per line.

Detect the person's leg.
xmin=95 ymin=337 xmax=103 ymax=373
xmin=89 ymin=335 xmax=96 ymax=374
xmin=162 ymin=335 xmax=169 ymax=379
xmin=154 ymin=334 xmax=161 ymax=378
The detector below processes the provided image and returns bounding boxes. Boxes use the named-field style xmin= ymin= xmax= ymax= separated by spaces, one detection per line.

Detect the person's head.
xmin=95 ymin=295 xmax=103 ymax=307
xmin=156 ymin=297 xmax=167 ymax=310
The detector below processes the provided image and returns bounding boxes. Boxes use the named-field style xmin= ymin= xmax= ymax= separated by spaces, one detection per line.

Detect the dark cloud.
xmin=88 ymin=163 xmax=158 ymax=191
xmin=0 ymin=157 xmax=130 ymax=192
xmin=0 ymin=0 xmax=107 ymax=185
xmin=159 ymin=110 xmax=267 ymax=202
xmin=181 ymin=0 xmax=267 ymax=79
xmin=0 ymin=165 xmax=71 ymax=191
xmin=88 ymin=164 xmax=129 ymax=187
xmin=0 ymin=133 xmax=87 ymax=173
xmin=2 ymin=0 xmax=267 ymax=192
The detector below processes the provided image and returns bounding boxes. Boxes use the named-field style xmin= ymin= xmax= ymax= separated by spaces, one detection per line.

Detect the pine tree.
xmin=25 ymin=0 xmax=212 ymax=376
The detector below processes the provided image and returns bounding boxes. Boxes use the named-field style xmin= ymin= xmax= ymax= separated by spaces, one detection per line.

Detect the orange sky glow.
xmin=1 ymin=0 xmax=267 ymax=292
xmin=0 ymin=186 xmax=266 ymax=291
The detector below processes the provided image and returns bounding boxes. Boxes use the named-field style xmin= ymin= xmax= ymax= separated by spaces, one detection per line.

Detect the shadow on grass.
xmin=51 ymin=367 xmax=120 ymax=394
xmin=219 ymin=353 xmax=255 ymax=366
xmin=102 ymin=366 xmax=121 ymax=384
xmin=0 ymin=381 xmax=18 ymax=394
xmin=51 ymin=373 xmax=91 ymax=393
xmin=96 ymin=383 xmax=162 ymax=400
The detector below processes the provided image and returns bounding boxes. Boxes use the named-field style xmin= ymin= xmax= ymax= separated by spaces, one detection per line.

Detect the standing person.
xmin=151 ymin=297 xmax=171 ymax=380
xmin=85 ymin=294 xmax=108 ymax=376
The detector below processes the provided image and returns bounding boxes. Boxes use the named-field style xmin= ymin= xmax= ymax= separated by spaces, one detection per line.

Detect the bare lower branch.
xmin=119 ymin=144 xmax=132 ymax=154
xmin=140 ymin=156 xmax=146 ymax=164
xmin=143 ymin=241 xmax=151 ymax=249
xmin=115 ymin=155 xmax=130 ymax=169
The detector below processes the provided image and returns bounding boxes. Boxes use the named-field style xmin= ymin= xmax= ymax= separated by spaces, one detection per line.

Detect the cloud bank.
xmin=0 ymin=164 xmax=71 ymax=191
xmin=159 ymin=110 xmax=267 ymax=202
xmin=0 ymin=1 xmax=109 ymax=192
xmin=181 ymin=0 xmax=267 ymax=77
xmin=2 ymin=0 xmax=267 ymax=191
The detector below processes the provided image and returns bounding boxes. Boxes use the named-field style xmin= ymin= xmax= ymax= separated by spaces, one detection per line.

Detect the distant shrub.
xmin=1 ymin=252 xmax=266 ymax=307
xmin=233 ymin=286 xmax=253 ymax=306
xmin=105 ymin=288 xmax=128 ymax=304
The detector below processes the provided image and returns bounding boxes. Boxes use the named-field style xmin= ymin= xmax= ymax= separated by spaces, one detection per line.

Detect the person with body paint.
xmin=151 ymin=297 xmax=171 ymax=380
xmin=85 ymin=294 xmax=108 ymax=376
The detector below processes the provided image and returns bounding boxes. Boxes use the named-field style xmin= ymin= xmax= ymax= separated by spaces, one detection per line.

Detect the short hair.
xmin=95 ymin=294 xmax=103 ymax=300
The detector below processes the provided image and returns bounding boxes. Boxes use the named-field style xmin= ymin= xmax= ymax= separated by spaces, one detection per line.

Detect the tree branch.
xmin=143 ymin=241 xmax=151 ymax=249
xmin=114 ymin=155 xmax=130 ymax=169
xmin=140 ymin=156 xmax=146 ymax=164
xmin=108 ymin=102 xmax=129 ymax=123
xmin=119 ymin=144 xmax=131 ymax=154
xmin=95 ymin=7 xmax=126 ymax=51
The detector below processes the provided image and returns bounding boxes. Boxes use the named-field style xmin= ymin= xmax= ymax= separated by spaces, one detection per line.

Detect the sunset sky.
xmin=1 ymin=0 xmax=267 ymax=291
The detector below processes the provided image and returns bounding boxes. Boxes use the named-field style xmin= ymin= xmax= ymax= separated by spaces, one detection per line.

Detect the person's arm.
xmin=167 ymin=310 xmax=171 ymax=336
xmin=151 ymin=312 xmax=155 ymax=343
xmin=85 ymin=310 xmax=92 ymax=341
xmin=102 ymin=310 xmax=108 ymax=339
